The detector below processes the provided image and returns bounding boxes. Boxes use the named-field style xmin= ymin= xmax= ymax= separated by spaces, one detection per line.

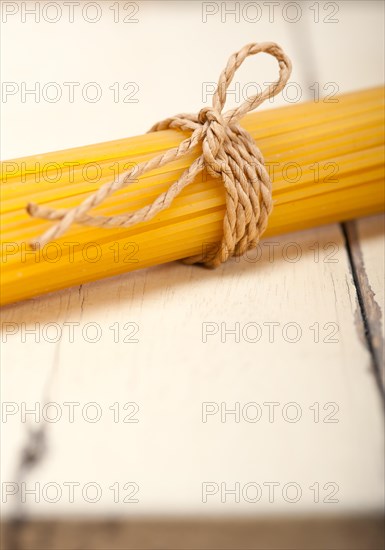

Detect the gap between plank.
xmin=341 ymin=221 xmax=384 ymax=398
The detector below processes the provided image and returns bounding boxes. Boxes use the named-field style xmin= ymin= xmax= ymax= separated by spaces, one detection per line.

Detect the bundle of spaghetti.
xmin=1 ymin=86 xmax=384 ymax=305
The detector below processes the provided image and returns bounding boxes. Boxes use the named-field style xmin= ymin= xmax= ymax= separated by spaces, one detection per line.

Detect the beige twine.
xmin=27 ymin=42 xmax=292 ymax=267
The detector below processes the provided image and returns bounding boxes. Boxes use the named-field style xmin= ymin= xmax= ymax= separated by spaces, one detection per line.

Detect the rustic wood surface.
xmin=1 ymin=1 xmax=384 ymax=549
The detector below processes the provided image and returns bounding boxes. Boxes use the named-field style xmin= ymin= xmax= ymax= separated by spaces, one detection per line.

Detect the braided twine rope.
xmin=28 ymin=42 xmax=292 ymax=268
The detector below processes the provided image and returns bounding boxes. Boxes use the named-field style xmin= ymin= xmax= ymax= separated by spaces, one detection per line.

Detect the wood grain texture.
xmin=1 ymin=225 xmax=383 ymax=523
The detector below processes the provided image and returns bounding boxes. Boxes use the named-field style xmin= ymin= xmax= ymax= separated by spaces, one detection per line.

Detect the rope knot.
xmin=27 ymin=41 xmax=292 ymax=268
xmin=198 ymin=106 xmax=224 ymax=125
xmin=197 ymin=107 xmax=227 ymax=180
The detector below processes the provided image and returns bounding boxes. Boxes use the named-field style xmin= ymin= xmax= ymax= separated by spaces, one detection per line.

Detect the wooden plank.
xmin=1 ymin=225 xmax=383 ymax=547
xmin=2 ymin=516 xmax=384 ymax=550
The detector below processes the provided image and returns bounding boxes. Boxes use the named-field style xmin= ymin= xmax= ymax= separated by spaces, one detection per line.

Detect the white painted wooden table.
xmin=1 ymin=2 xmax=384 ymax=549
